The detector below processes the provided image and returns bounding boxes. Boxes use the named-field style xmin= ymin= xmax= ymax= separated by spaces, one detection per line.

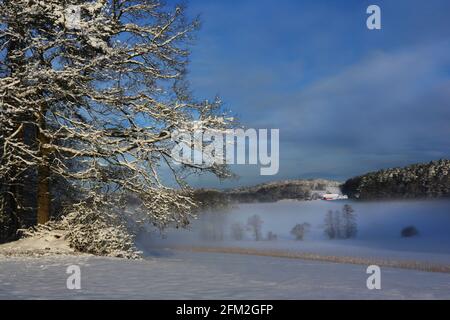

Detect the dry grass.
xmin=172 ymin=246 xmax=450 ymax=274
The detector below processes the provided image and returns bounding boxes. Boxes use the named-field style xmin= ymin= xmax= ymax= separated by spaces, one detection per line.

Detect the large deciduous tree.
xmin=0 ymin=0 xmax=231 ymax=241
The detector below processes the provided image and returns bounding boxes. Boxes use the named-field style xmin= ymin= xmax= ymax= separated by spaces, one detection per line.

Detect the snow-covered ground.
xmin=1 ymin=250 xmax=450 ymax=299
xmin=0 ymin=230 xmax=78 ymax=257
xmin=2 ymin=199 xmax=450 ymax=299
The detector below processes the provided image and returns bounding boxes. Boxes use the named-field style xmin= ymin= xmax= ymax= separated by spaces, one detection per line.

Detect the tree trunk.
xmin=37 ymin=109 xmax=50 ymax=224
xmin=37 ymin=161 xmax=50 ymax=224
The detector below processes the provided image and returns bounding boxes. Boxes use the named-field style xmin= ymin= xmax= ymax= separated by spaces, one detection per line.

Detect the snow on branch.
xmin=0 ymin=0 xmax=233 ymax=251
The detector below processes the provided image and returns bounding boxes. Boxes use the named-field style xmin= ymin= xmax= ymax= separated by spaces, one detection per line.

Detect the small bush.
xmin=291 ymin=223 xmax=310 ymax=241
xmin=266 ymin=231 xmax=277 ymax=241
xmin=247 ymin=214 xmax=263 ymax=241
xmin=401 ymin=226 xmax=419 ymax=238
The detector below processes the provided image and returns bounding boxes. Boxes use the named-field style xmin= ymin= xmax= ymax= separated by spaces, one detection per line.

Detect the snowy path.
xmin=1 ymin=250 xmax=450 ymax=299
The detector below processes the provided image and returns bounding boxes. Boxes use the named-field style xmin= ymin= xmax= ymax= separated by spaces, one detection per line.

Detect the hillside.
xmin=195 ymin=160 xmax=450 ymax=205
xmin=193 ymin=179 xmax=341 ymax=208
xmin=227 ymin=179 xmax=341 ymax=202
xmin=342 ymin=159 xmax=450 ymax=200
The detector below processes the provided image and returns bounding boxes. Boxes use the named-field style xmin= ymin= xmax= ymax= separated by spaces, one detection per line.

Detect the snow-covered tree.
xmin=324 ymin=210 xmax=337 ymax=239
xmin=0 ymin=1 xmax=232 ymax=243
xmin=246 ymin=214 xmax=263 ymax=241
xmin=290 ymin=222 xmax=310 ymax=241
xmin=323 ymin=205 xmax=357 ymax=240
xmin=341 ymin=204 xmax=357 ymax=239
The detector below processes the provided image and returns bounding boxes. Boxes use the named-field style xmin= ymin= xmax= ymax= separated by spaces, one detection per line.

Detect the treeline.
xmin=193 ymin=179 xmax=341 ymax=208
xmin=199 ymin=204 xmax=358 ymax=242
xmin=193 ymin=160 xmax=450 ymax=211
xmin=342 ymin=159 xmax=450 ymax=200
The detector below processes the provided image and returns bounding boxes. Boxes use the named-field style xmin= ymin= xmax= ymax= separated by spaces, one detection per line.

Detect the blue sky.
xmin=172 ymin=0 xmax=450 ymax=187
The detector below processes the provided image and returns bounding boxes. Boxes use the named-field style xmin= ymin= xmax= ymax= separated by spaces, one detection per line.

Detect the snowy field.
xmin=1 ymin=199 xmax=450 ymax=299
xmin=1 ymin=250 xmax=450 ymax=300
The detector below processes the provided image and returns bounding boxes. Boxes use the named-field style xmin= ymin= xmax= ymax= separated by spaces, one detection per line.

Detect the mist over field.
xmin=143 ymin=199 xmax=450 ymax=263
